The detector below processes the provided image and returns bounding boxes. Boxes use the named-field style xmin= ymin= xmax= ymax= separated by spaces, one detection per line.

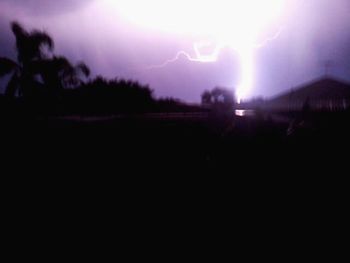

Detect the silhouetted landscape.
xmin=2 ymin=3 xmax=350 ymax=255
xmin=1 ymin=21 xmax=350 ymax=174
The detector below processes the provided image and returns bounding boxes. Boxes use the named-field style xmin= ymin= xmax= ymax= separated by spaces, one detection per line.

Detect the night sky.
xmin=1 ymin=0 xmax=350 ymax=102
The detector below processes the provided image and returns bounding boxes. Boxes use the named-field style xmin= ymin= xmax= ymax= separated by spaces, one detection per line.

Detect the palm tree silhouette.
xmin=0 ymin=22 xmax=90 ymax=98
xmin=0 ymin=22 xmax=54 ymax=98
xmin=35 ymin=56 xmax=90 ymax=93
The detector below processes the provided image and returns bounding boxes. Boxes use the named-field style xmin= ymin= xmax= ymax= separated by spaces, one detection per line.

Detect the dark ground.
xmin=1 ymin=111 xmax=348 ymax=256
xmin=2 ymin=109 xmax=349 ymax=201
xmin=2 ymin=110 xmax=350 ymax=172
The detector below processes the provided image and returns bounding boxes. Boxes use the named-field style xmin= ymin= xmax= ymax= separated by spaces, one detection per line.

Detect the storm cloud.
xmin=0 ymin=0 xmax=93 ymax=15
xmin=1 ymin=0 xmax=350 ymax=102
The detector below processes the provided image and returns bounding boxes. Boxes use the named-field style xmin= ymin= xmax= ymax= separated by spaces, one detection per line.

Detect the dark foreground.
xmin=2 ymin=110 xmax=349 ymax=207
xmin=2 ymin=110 xmax=350 ymax=173
xmin=2 ymin=111 xmax=348 ymax=255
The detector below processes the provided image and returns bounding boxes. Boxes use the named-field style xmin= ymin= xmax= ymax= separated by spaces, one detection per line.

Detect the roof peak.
xmin=290 ymin=76 xmax=350 ymax=91
xmin=269 ymin=76 xmax=350 ymax=102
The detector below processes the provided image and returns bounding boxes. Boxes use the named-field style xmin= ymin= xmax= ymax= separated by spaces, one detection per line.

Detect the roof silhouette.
xmin=270 ymin=77 xmax=350 ymax=104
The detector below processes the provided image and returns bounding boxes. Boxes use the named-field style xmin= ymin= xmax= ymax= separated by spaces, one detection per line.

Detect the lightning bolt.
xmin=146 ymin=42 xmax=224 ymax=70
xmin=100 ymin=0 xmax=298 ymax=102
xmin=145 ymin=51 xmax=211 ymax=70
xmin=146 ymin=27 xmax=284 ymax=102
xmin=254 ymin=27 xmax=284 ymax=48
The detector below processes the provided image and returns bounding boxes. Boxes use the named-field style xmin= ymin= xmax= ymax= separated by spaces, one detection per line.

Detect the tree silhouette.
xmin=0 ymin=21 xmax=90 ymax=99
xmin=48 ymin=76 xmax=157 ymax=115
xmin=12 ymin=22 xmax=54 ymax=63
xmin=201 ymin=87 xmax=235 ymax=111
xmin=1 ymin=21 xmax=197 ymax=116
xmin=0 ymin=22 xmax=54 ymax=98
xmin=201 ymin=90 xmax=212 ymax=105
xmin=34 ymin=56 xmax=90 ymax=93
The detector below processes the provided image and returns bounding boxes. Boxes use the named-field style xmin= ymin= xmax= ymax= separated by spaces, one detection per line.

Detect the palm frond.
xmin=76 ymin=62 xmax=91 ymax=77
xmin=11 ymin=21 xmax=55 ymax=62
xmin=31 ymin=30 xmax=54 ymax=52
xmin=11 ymin=21 xmax=27 ymax=39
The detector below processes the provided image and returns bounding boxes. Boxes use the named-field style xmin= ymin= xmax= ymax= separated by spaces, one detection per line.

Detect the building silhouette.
xmin=267 ymin=77 xmax=350 ymax=111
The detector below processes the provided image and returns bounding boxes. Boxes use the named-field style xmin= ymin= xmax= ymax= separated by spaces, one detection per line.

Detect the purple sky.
xmin=1 ymin=0 xmax=350 ymax=102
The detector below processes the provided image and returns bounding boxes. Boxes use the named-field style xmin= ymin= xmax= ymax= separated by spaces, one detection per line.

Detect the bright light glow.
xmin=235 ymin=110 xmax=256 ymax=117
xmin=104 ymin=0 xmax=287 ymax=101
